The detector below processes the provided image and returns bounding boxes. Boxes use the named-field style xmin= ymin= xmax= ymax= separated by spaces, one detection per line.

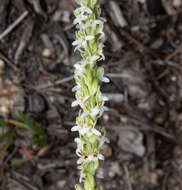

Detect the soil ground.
xmin=0 ymin=0 xmax=182 ymax=189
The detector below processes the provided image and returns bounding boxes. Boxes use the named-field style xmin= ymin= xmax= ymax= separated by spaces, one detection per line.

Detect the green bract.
xmin=72 ymin=0 xmax=109 ymax=189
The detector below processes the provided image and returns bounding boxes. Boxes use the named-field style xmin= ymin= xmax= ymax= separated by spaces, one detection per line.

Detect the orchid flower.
xmin=72 ymin=0 xmax=109 ymax=189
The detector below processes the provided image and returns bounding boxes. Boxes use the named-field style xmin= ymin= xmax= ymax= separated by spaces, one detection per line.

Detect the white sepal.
xmin=100 ymin=75 xmax=110 ymax=83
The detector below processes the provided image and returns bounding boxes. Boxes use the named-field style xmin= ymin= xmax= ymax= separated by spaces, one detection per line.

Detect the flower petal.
xmin=90 ymin=106 xmax=100 ymax=117
xmin=90 ymin=55 xmax=100 ymax=62
xmin=92 ymin=128 xmax=101 ymax=136
xmin=98 ymin=154 xmax=104 ymax=160
xmin=80 ymin=111 xmax=89 ymax=118
xmin=72 ymin=39 xmax=81 ymax=46
xmin=85 ymin=35 xmax=94 ymax=40
xmin=72 ymin=84 xmax=81 ymax=92
xmin=103 ymin=96 xmax=109 ymax=101
xmin=100 ymin=76 xmax=110 ymax=83
xmin=77 ymin=157 xmax=84 ymax=164
xmin=71 ymin=100 xmax=80 ymax=107
xmin=71 ymin=125 xmax=80 ymax=132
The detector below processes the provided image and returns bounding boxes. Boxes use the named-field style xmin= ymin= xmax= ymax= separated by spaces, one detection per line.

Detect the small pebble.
xmin=173 ymin=0 xmax=182 ymax=8
xmin=0 ymin=59 xmax=5 ymax=69
xmin=108 ymin=162 xmax=122 ymax=178
xmin=0 ymin=59 xmax=5 ymax=74
xmin=57 ymin=180 xmax=66 ymax=188
xmin=109 ymin=1 xmax=128 ymax=27
xmin=118 ymin=127 xmax=145 ymax=157
xmin=28 ymin=94 xmax=45 ymax=113
xmin=137 ymin=0 xmax=146 ymax=3
xmin=100 ymin=144 xmax=112 ymax=157
xmin=42 ymin=48 xmax=53 ymax=57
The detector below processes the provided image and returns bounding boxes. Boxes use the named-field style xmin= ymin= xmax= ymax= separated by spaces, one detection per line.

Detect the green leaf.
xmin=11 ymin=157 xmax=30 ymax=165
xmin=0 ymin=127 xmax=14 ymax=156
xmin=0 ymin=118 xmax=7 ymax=127
xmin=0 ymin=129 xmax=12 ymax=142
xmin=18 ymin=111 xmax=45 ymax=136
xmin=33 ymin=137 xmax=48 ymax=146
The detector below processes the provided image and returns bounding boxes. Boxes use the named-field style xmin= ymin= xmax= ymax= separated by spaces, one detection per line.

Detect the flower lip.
xmin=100 ymin=75 xmax=110 ymax=83
xmin=75 ymin=7 xmax=92 ymax=14
xmin=72 ymin=84 xmax=81 ymax=92
xmin=103 ymin=96 xmax=109 ymax=101
xmin=85 ymin=35 xmax=94 ymax=40
xmin=91 ymin=128 xmax=101 ymax=136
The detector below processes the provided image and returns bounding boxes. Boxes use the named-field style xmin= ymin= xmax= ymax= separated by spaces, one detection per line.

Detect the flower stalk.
xmin=72 ymin=0 xmax=109 ymax=189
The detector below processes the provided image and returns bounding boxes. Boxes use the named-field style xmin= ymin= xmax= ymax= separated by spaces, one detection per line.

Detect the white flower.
xmin=99 ymin=106 xmax=109 ymax=116
xmin=90 ymin=106 xmax=100 ymax=117
xmin=71 ymin=95 xmax=89 ymax=108
xmin=72 ymin=39 xmax=83 ymax=52
xmin=77 ymin=156 xmax=84 ymax=164
xmin=80 ymin=105 xmax=101 ymax=119
xmin=73 ymin=18 xmax=81 ymax=25
xmin=85 ymin=154 xmax=104 ymax=162
xmin=81 ymin=104 xmax=108 ymax=119
xmin=98 ymin=130 xmax=110 ymax=148
xmin=74 ymin=63 xmax=85 ymax=76
xmin=75 ymin=137 xmax=84 ymax=156
xmin=74 ymin=7 xmax=92 ymax=22
xmin=72 ymin=38 xmax=87 ymax=51
xmin=80 ymin=22 xmax=91 ymax=29
xmin=99 ymin=51 xmax=105 ymax=60
xmin=85 ymin=35 xmax=94 ymax=41
xmin=72 ymin=39 xmax=82 ymax=46
xmin=100 ymin=75 xmax=110 ymax=83
xmin=80 ymin=111 xmax=89 ymax=118
xmin=103 ymin=96 xmax=109 ymax=102
xmin=74 ymin=123 xmax=99 ymax=137
xmin=92 ymin=19 xmax=103 ymax=30
xmin=77 ymin=153 xmax=104 ymax=165
xmin=89 ymin=127 xmax=101 ymax=137
xmin=89 ymin=55 xmax=100 ymax=63
xmin=73 ymin=35 xmax=94 ymax=51
xmin=75 ymin=7 xmax=92 ymax=15
xmin=71 ymin=99 xmax=84 ymax=108
xmin=91 ymin=128 xmax=101 ymax=136
xmin=98 ymin=31 xmax=105 ymax=40
xmin=71 ymin=124 xmax=90 ymax=136
xmin=71 ymin=123 xmax=101 ymax=137
xmin=77 ymin=165 xmax=86 ymax=182
xmin=72 ymin=84 xmax=81 ymax=92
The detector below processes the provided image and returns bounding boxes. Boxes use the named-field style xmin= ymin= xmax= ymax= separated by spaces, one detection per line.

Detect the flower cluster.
xmin=72 ymin=0 xmax=109 ymax=189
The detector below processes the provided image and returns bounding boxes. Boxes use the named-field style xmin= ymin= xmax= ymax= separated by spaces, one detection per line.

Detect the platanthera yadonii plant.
xmin=71 ymin=0 xmax=109 ymax=190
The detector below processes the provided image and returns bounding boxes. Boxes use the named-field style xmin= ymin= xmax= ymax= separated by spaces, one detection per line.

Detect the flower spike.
xmin=72 ymin=0 xmax=109 ymax=189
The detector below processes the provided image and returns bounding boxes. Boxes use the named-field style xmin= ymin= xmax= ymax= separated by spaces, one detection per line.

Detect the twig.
xmin=0 ymin=11 xmax=29 ymax=41
xmin=14 ymin=19 xmax=34 ymax=63
xmin=34 ymin=76 xmax=74 ymax=90
xmin=33 ymin=72 xmax=129 ymax=90
xmin=108 ymin=108 xmax=176 ymax=142
xmin=0 ymin=51 xmax=18 ymax=71
xmin=164 ymin=43 xmax=182 ymax=62
xmin=120 ymin=29 xmax=163 ymax=59
xmin=8 ymin=176 xmax=38 ymax=190
xmin=162 ymin=168 xmax=171 ymax=190
xmin=54 ymin=34 xmax=69 ymax=57
xmin=123 ymin=164 xmax=133 ymax=190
